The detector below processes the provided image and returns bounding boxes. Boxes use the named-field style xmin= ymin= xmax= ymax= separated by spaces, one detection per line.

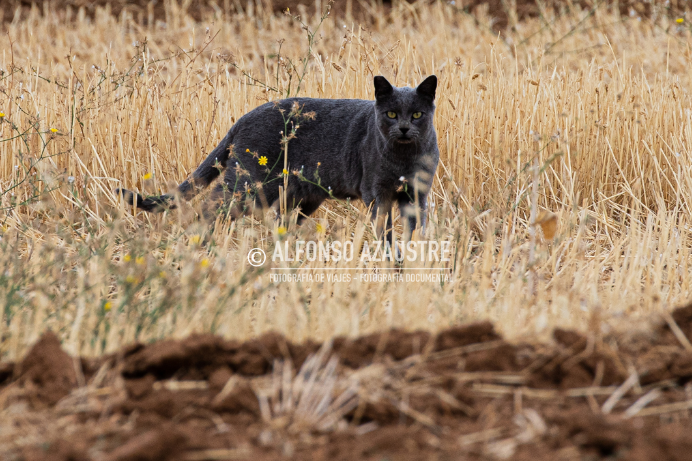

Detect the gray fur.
xmin=117 ymin=75 xmax=439 ymax=240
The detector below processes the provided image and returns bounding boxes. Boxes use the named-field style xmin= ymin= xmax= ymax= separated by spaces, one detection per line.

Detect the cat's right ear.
xmin=374 ymin=76 xmax=394 ymax=100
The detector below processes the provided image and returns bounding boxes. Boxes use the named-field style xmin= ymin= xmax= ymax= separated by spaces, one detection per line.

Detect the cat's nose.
xmin=400 ymin=127 xmax=410 ymax=135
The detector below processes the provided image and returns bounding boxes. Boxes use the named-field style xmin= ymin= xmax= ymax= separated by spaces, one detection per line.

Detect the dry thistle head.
xmin=217 ymin=52 xmax=235 ymax=64
xmin=289 ymin=101 xmax=302 ymax=117
xmin=234 ymin=163 xmax=249 ymax=178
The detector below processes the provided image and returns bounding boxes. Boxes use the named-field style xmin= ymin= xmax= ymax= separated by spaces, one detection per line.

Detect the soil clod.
xmin=4 ymin=313 xmax=692 ymax=460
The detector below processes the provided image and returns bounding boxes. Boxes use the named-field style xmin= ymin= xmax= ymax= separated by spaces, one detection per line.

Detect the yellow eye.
xmin=386 ymin=111 xmax=397 ymax=119
xmin=412 ymin=112 xmax=422 ymax=119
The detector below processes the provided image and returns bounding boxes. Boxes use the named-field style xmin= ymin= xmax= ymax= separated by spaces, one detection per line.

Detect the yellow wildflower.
xmin=104 ymin=302 xmax=112 ymax=311
xmin=142 ymin=172 xmax=153 ymax=180
xmin=277 ymin=226 xmax=287 ymax=236
xmin=283 ymin=168 xmax=289 ymax=175
xmin=259 ymin=156 xmax=268 ymax=166
xmin=136 ymin=256 xmax=145 ymax=265
xmin=190 ymin=235 xmax=201 ymax=245
xmin=0 ymin=113 xmax=5 ymax=118
xmin=200 ymin=258 xmax=210 ymax=268
xmin=123 ymin=254 xmax=132 ymax=262
xmin=159 ymin=271 xmax=166 ymax=278
xmin=50 ymin=128 xmax=58 ymax=133
xmin=677 ymin=18 xmax=684 ymax=23
xmin=126 ymin=275 xmax=136 ymax=284
xmin=316 ymin=223 xmax=324 ymax=233
xmin=246 ymin=148 xmax=250 ymax=152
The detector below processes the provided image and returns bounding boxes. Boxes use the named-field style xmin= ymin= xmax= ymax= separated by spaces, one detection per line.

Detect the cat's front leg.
xmin=397 ymin=191 xmax=428 ymax=241
xmin=370 ymin=197 xmax=395 ymax=244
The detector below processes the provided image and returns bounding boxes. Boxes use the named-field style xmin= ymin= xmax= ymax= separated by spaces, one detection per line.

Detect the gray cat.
xmin=117 ymin=75 xmax=439 ymax=240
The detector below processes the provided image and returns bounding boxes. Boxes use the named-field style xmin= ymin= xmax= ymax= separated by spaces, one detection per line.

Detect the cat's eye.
xmin=386 ymin=111 xmax=397 ymax=119
xmin=412 ymin=112 xmax=423 ymax=119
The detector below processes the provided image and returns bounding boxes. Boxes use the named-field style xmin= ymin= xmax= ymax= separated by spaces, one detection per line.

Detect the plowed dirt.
xmin=4 ymin=304 xmax=692 ymax=460
xmin=0 ymin=0 xmax=687 ymax=27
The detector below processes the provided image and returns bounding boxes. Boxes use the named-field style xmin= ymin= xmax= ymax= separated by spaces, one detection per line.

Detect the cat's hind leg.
xmin=202 ymin=183 xmax=236 ymax=222
xmin=205 ymin=167 xmax=270 ymax=222
xmin=295 ymin=199 xmax=324 ymax=225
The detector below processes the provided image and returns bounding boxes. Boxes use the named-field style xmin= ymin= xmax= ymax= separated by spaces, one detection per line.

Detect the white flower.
xmin=399 ymin=176 xmax=405 ymax=181
xmin=68 ymin=176 xmax=75 ymax=184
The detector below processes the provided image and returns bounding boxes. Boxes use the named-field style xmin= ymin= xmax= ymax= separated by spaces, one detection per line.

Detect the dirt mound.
xmin=121 ymin=331 xmax=319 ymax=378
xmin=13 ymin=331 xmax=78 ymax=408
xmin=4 ymin=305 xmax=692 ymax=460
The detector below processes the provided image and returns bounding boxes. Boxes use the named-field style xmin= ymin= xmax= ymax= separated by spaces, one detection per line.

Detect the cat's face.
xmin=373 ymin=75 xmax=437 ymax=145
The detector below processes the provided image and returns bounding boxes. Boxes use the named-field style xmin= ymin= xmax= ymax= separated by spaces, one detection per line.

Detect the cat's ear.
xmin=374 ymin=76 xmax=394 ymax=100
xmin=416 ymin=75 xmax=437 ymax=100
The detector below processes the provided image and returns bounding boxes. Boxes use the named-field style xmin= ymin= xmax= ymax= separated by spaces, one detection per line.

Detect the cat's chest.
xmin=379 ymin=160 xmax=421 ymax=182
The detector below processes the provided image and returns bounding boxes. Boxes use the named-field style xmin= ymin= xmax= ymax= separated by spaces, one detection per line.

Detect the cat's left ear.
xmin=416 ymin=75 xmax=437 ymax=101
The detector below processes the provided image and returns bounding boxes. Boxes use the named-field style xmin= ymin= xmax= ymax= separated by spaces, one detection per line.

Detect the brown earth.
xmin=0 ymin=0 xmax=688 ymax=26
xmin=3 ymin=305 xmax=692 ymax=460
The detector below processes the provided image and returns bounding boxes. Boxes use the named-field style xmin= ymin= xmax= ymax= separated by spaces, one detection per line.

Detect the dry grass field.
xmin=3 ymin=1 xmax=692 ymax=459
xmin=0 ymin=0 xmax=691 ymax=359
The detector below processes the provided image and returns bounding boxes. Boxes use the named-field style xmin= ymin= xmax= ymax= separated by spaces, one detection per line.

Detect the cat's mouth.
xmin=396 ymin=136 xmax=415 ymax=144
